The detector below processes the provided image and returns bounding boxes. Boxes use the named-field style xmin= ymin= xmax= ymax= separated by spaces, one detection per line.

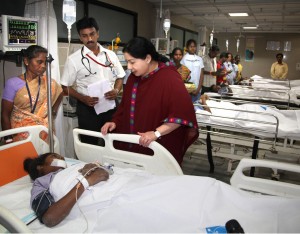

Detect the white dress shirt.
xmin=202 ymin=55 xmax=217 ymax=87
xmin=61 ymin=44 xmax=125 ymax=96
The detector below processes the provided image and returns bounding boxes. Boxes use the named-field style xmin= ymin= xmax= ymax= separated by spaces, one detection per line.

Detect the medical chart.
xmin=87 ymin=80 xmax=116 ymax=114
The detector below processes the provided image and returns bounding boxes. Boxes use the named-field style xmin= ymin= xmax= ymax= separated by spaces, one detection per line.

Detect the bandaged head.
xmin=50 ymin=159 xmax=67 ymax=168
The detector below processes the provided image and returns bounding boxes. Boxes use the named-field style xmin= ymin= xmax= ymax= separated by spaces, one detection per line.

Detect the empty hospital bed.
xmin=1 ymin=126 xmax=300 ymax=233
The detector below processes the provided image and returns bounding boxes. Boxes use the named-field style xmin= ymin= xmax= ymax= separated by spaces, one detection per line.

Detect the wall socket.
xmin=296 ymin=63 xmax=300 ymax=71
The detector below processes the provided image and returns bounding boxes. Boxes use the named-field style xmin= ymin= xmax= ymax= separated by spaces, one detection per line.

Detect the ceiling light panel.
xmin=229 ymin=13 xmax=249 ymax=16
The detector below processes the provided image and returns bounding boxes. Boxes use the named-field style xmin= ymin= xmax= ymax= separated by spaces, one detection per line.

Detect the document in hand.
xmin=87 ymin=80 xmax=116 ymax=114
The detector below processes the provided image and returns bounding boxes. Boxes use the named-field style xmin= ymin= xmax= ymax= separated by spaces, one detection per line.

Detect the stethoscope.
xmin=81 ymin=46 xmax=114 ymax=77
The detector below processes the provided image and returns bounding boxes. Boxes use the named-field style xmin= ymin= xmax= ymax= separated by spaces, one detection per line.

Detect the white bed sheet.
xmin=196 ymin=100 xmax=300 ymax=139
xmin=1 ymin=159 xmax=300 ymax=233
xmin=229 ymin=85 xmax=295 ymax=103
xmin=233 ymin=76 xmax=300 ymax=105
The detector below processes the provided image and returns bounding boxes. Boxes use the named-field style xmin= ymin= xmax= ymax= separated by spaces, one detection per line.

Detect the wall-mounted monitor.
xmin=0 ymin=15 xmax=38 ymax=52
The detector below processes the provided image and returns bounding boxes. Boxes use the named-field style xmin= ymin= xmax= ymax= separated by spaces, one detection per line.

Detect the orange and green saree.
xmin=11 ymin=76 xmax=62 ymax=141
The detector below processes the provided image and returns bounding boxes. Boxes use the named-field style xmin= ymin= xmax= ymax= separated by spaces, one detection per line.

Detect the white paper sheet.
xmin=87 ymin=80 xmax=116 ymax=114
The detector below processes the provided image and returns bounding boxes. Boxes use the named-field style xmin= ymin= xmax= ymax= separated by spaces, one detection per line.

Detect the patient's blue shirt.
xmin=30 ymin=170 xmax=61 ymax=222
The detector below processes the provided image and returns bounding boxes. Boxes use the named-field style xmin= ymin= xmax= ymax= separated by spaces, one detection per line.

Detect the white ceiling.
xmin=146 ymin=0 xmax=300 ymax=33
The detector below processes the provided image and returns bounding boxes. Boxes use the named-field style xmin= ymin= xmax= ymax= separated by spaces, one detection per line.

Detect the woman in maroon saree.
xmin=101 ymin=37 xmax=198 ymax=165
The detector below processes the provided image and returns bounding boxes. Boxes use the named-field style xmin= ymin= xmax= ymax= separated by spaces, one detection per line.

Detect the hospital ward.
xmin=1 ymin=0 xmax=300 ymax=233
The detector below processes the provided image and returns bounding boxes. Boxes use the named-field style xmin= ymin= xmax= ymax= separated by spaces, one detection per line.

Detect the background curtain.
xmin=24 ymin=0 xmax=66 ymax=156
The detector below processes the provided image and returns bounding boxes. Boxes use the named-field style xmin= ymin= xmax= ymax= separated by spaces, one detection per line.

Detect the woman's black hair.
xmin=186 ymin=39 xmax=197 ymax=48
xmin=171 ymin=47 xmax=183 ymax=59
xmin=76 ymin=17 xmax=99 ymax=34
xmin=22 ymin=45 xmax=48 ymax=60
xmin=220 ymin=52 xmax=227 ymax=59
xmin=23 ymin=153 xmax=53 ymax=180
xmin=123 ymin=36 xmax=169 ymax=63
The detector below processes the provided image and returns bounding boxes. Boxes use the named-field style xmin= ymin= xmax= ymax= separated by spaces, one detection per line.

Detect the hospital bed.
xmin=1 ymin=126 xmax=300 ymax=233
xmin=189 ymin=99 xmax=300 ymax=176
xmin=207 ymin=76 xmax=300 ymax=109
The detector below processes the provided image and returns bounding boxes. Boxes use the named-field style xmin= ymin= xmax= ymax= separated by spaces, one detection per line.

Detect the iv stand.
xmin=46 ymin=54 xmax=54 ymax=153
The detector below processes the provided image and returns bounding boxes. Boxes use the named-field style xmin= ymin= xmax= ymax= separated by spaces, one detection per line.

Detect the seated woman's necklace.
xmin=24 ymin=73 xmax=41 ymax=114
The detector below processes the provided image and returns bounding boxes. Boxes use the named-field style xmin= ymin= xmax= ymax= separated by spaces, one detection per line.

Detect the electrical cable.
xmin=74 ymin=164 xmax=102 ymax=233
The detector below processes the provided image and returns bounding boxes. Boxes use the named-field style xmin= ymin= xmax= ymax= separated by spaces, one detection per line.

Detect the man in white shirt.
xmin=61 ymin=17 xmax=125 ymax=145
xmin=202 ymin=45 xmax=220 ymax=87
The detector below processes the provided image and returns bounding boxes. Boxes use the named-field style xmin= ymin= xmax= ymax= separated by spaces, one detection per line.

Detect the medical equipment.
xmin=0 ymin=15 xmax=38 ymax=53
xmin=169 ymin=40 xmax=179 ymax=52
xmin=163 ymin=18 xmax=171 ymax=38
xmin=81 ymin=47 xmax=113 ymax=77
xmin=151 ymin=38 xmax=169 ymax=55
xmin=62 ymin=0 xmax=76 ymax=44
xmin=226 ymin=39 xmax=229 ymax=51
xmin=236 ymin=38 xmax=240 ymax=52
xmin=210 ymin=16 xmax=215 ymax=47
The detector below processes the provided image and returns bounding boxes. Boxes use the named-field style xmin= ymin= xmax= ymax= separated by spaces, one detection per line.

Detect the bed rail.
xmin=0 ymin=205 xmax=32 ymax=233
xmin=0 ymin=125 xmax=59 ymax=154
xmin=222 ymin=86 xmax=291 ymax=109
xmin=231 ymin=158 xmax=300 ymax=198
xmin=73 ymin=129 xmax=183 ymax=176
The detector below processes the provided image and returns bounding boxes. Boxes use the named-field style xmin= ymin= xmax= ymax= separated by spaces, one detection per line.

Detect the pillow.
xmin=0 ymin=142 xmax=38 ymax=186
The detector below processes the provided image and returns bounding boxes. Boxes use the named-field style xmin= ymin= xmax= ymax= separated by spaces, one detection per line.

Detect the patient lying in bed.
xmin=24 ymin=153 xmax=300 ymax=233
xmin=23 ymin=153 xmax=110 ymax=227
xmin=195 ymin=95 xmax=300 ymax=139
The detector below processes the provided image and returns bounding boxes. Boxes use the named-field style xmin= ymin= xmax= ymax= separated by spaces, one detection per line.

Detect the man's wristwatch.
xmin=154 ymin=130 xmax=161 ymax=139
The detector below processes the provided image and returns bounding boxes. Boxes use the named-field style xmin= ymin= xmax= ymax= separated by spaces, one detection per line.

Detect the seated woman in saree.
xmin=23 ymin=153 xmax=110 ymax=227
xmin=1 ymin=45 xmax=63 ymax=143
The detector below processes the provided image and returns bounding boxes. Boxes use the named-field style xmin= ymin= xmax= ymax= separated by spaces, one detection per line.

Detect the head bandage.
xmin=50 ymin=159 xmax=67 ymax=168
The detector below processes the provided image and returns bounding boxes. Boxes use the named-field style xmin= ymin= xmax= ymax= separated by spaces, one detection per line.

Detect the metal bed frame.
xmin=221 ymin=87 xmax=293 ymax=109
xmin=189 ymin=99 xmax=300 ymax=177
